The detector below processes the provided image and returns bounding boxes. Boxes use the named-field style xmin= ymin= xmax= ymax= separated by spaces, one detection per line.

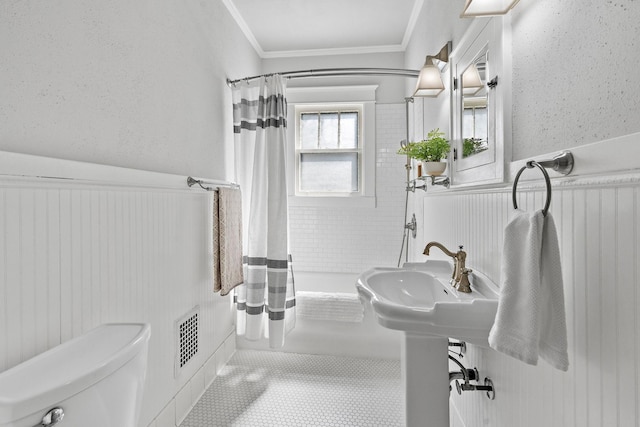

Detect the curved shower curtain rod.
xmin=226 ymin=67 xmax=421 ymax=87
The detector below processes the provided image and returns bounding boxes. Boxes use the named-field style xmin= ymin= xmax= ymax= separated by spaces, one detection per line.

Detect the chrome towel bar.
xmin=187 ymin=176 xmax=240 ymax=191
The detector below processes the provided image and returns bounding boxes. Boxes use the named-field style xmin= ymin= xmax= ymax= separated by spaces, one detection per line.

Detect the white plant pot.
xmin=422 ymin=161 xmax=447 ymax=176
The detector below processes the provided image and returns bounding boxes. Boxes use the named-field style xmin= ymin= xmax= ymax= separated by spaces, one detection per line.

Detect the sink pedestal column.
xmin=401 ymin=333 xmax=449 ymax=427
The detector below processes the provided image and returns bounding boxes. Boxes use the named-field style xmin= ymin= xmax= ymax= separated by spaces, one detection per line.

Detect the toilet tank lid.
xmin=0 ymin=323 xmax=151 ymax=423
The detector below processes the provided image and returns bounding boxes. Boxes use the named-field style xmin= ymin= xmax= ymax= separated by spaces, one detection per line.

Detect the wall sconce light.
xmin=460 ymin=0 xmax=521 ymax=17
xmin=462 ymin=64 xmax=484 ymax=96
xmin=413 ymin=43 xmax=450 ymax=98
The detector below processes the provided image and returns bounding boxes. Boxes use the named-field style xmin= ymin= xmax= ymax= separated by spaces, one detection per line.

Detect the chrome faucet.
xmin=423 ymin=241 xmax=472 ymax=293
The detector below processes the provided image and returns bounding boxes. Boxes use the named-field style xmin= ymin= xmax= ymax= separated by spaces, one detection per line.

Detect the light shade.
xmin=460 ymin=0 xmax=521 ymax=17
xmin=462 ymin=64 xmax=484 ymax=96
xmin=413 ymin=57 xmax=445 ymax=97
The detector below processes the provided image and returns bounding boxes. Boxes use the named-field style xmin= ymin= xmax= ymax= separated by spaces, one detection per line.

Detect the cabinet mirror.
xmin=461 ymin=52 xmax=489 ymax=159
xmin=450 ymin=18 xmax=508 ymax=187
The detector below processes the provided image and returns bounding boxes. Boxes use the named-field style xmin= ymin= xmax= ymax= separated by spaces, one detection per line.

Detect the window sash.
xmin=299 ymin=152 xmax=359 ymax=193
xmin=295 ymin=105 xmax=363 ymax=196
xmin=299 ymin=111 xmax=360 ymax=150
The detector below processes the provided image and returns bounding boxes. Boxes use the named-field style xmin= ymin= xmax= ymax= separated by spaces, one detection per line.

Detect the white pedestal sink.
xmin=356 ymin=260 xmax=499 ymax=427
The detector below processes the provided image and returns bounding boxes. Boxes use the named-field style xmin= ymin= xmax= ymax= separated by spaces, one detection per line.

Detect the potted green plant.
xmin=397 ymin=128 xmax=450 ymax=176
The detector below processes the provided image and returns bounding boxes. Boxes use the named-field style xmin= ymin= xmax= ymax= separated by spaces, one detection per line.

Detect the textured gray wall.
xmin=0 ymin=0 xmax=260 ymax=179
xmin=511 ymin=0 xmax=640 ymax=159
xmin=405 ymin=0 xmax=640 ymax=161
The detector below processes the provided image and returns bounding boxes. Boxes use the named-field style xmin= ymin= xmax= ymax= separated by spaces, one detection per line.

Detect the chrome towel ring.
xmin=511 ymin=151 xmax=574 ymax=217
xmin=512 ymin=161 xmax=552 ymax=216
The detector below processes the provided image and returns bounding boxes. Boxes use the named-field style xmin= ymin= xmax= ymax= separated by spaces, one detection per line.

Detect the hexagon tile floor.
xmin=180 ymin=350 xmax=403 ymax=426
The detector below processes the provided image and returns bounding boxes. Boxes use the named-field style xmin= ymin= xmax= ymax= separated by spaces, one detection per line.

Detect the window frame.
xmin=285 ymin=85 xmax=378 ymax=208
xmin=294 ymin=104 xmax=364 ymax=197
xmin=462 ymin=103 xmax=488 ymax=141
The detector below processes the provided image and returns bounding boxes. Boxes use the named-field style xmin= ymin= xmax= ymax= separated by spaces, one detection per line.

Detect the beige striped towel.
xmin=213 ymin=187 xmax=244 ymax=295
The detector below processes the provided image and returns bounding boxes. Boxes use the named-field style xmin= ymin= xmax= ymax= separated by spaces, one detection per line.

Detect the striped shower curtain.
xmin=232 ymin=75 xmax=296 ymax=348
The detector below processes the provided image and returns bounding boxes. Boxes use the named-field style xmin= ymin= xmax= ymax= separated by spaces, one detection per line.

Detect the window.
xmin=463 ymin=105 xmax=487 ymax=142
xmin=295 ymin=105 xmax=363 ymax=196
xmin=462 ymin=104 xmax=489 ymax=157
xmin=286 ymin=85 xmax=377 ymax=207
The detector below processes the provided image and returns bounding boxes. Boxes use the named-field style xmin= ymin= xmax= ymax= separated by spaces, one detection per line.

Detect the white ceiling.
xmin=222 ymin=0 xmax=424 ymax=58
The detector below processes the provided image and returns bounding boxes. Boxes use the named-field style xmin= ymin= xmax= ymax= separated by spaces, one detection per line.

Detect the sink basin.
xmin=356 ymin=260 xmax=499 ymax=346
xmin=356 ymin=259 xmax=500 ymax=425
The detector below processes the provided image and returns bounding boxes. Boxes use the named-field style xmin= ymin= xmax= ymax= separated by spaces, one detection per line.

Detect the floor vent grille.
xmin=175 ymin=306 xmax=199 ymax=376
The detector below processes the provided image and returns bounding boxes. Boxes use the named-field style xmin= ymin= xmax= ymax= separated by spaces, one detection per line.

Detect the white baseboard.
xmin=148 ymin=332 xmax=236 ymax=427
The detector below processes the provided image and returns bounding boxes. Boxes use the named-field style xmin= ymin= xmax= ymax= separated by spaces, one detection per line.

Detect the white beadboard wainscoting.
xmin=418 ymin=167 xmax=640 ymax=425
xmin=0 ymin=152 xmax=236 ymax=427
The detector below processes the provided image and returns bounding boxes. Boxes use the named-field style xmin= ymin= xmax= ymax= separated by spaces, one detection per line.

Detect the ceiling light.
xmin=460 ymin=0 xmax=521 ymax=17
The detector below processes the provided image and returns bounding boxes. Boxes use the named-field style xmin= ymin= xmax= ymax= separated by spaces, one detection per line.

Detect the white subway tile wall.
xmin=289 ymin=103 xmax=408 ymax=273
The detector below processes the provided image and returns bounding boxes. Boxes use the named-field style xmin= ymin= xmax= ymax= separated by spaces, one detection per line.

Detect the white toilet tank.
xmin=0 ymin=323 xmax=151 ymax=427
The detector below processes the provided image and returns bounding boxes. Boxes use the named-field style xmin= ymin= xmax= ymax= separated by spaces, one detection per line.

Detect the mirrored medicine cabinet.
xmin=449 ymin=17 xmax=511 ymax=187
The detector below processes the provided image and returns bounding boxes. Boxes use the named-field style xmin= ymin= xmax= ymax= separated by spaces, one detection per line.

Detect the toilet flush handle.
xmin=35 ymin=407 xmax=64 ymax=426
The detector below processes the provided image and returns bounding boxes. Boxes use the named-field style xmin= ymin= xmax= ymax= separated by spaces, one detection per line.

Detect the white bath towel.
xmin=296 ymin=291 xmax=364 ymax=323
xmin=538 ymin=212 xmax=569 ymax=370
xmin=488 ymin=209 xmax=569 ymax=371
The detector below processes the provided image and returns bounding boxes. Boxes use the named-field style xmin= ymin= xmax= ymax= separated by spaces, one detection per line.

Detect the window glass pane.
xmin=340 ymin=112 xmax=358 ymax=149
xmin=475 ymin=107 xmax=488 ymax=143
xmin=463 ymin=108 xmax=474 ymax=139
xmin=300 ymin=153 xmax=358 ymax=192
xmin=319 ymin=113 xmax=339 ymax=149
xmin=300 ymin=113 xmax=319 ymax=149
